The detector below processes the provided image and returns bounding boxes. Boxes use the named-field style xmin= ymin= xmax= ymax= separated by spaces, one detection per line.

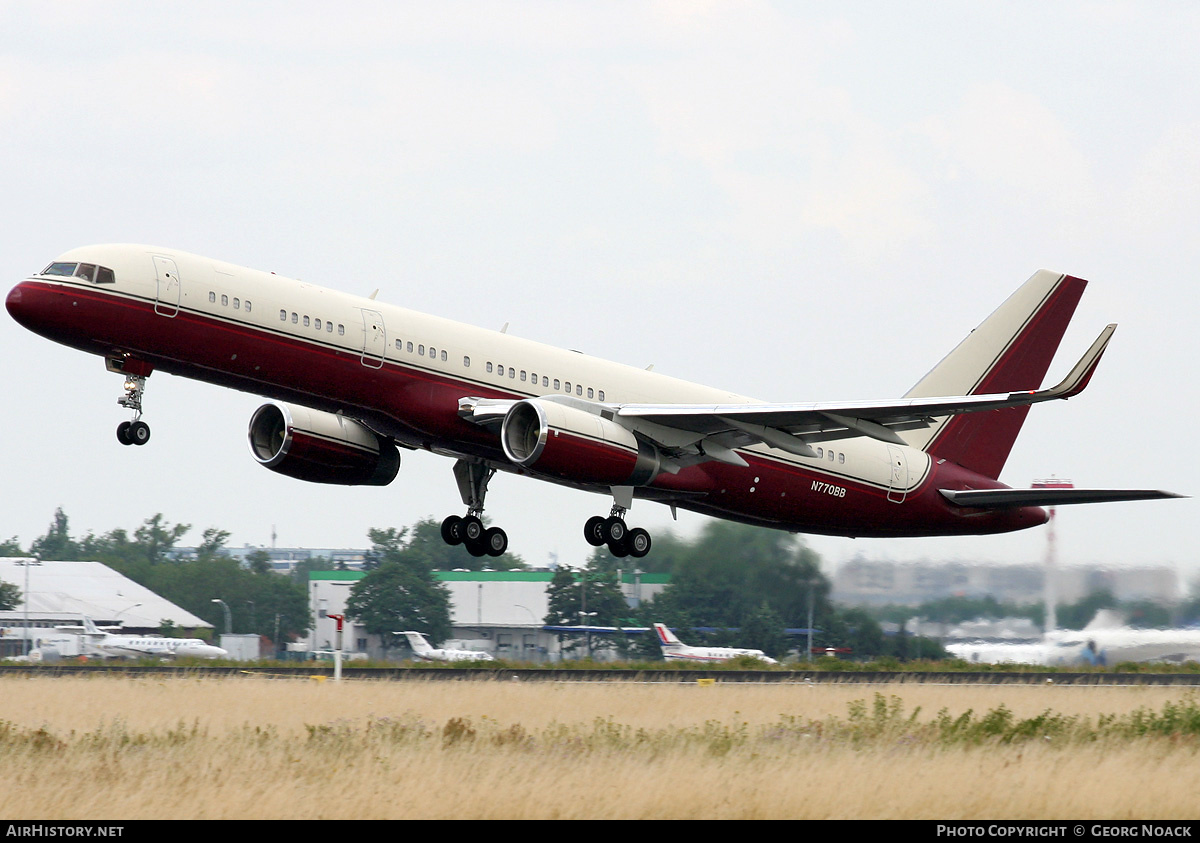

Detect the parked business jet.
xmin=6 ymin=246 xmax=1179 ymax=558
xmin=71 ymin=616 xmax=228 ymax=660
xmin=653 ymin=623 xmax=778 ymax=664
xmin=400 ymin=631 xmax=493 ymax=662
xmin=949 ymin=611 xmax=1200 ymax=666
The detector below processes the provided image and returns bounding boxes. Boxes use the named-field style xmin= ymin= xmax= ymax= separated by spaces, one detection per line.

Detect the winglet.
xmin=1027 ymin=324 xmax=1116 ymax=401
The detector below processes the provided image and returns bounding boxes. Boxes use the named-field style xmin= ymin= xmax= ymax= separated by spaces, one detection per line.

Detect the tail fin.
xmin=82 ymin=616 xmax=101 ymax=636
xmin=653 ymin=623 xmax=683 ymax=647
xmin=904 ymin=271 xmax=1087 ymax=479
xmin=402 ymin=632 xmax=432 ymax=654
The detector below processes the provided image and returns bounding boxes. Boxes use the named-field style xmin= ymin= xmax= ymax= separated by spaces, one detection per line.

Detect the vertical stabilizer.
xmin=403 ymin=632 xmax=433 ymax=655
xmin=653 ymin=623 xmax=683 ymax=647
xmin=904 ymin=271 xmax=1087 ymax=479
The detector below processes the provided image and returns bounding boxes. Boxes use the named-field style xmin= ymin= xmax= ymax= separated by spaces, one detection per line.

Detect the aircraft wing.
xmin=614 ymin=324 xmax=1117 ymax=460
xmin=460 ymin=325 xmax=1116 ymax=470
xmin=940 ymin=488 xmax=1183 ymax=508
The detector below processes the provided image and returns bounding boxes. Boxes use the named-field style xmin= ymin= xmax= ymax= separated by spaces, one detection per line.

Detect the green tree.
xmin=0 ymin=580 xmax=20 ymax=611
xmin=0 ymin=537 xmax=25 ymax=556
xmin=345 ymin=561 xmax=452 ymax=649
xmin=29 ymin=508 xmax=78 ymax=560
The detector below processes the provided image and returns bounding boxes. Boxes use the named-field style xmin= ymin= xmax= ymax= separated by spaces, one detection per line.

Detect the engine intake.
xmin=248 ymin=402 xmax=400 ymax=486
xmin=501 ymin=399 xmax=660 ymax=487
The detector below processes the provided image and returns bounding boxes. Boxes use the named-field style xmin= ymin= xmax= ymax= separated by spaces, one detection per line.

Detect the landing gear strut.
xmin=440 ymin=459 xmax=508 ymax=558
xmin=109 ymin=356 xmax=153 ymax=446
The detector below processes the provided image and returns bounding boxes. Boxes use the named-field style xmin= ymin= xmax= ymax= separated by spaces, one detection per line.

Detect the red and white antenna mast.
xmin=1032 ymin=477 xmax=1074 ymax=633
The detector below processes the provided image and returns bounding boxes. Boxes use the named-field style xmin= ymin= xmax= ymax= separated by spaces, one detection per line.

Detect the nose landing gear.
xmin=108 ymin=356 xmax=154 ymax=447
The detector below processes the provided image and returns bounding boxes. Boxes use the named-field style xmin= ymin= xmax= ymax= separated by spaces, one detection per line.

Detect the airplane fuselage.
xmin=6 ymin=244 xmax=1047 ymax=542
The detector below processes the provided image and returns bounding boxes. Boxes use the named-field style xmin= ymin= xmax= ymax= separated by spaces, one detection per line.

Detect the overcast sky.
xmin=2 ymin=2 xmax=1196 ymax=584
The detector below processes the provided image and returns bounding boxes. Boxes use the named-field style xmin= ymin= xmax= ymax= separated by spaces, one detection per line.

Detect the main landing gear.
xmin=110 ymin=356 xmax=153 ymax=447
xmin=584 ymin=504 xmax=651 ymax=559
xmin=440 ymin=460 xmax=509 ymax=558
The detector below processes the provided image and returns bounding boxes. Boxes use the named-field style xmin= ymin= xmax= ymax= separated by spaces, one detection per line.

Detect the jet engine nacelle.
xmin=248 ymin=402 xmax=400 ymax=486
xmin=501 ymin=399 xmax=660 ymax=486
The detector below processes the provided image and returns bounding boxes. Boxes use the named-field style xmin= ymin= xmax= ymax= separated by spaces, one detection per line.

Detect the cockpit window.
xmin=42 ymin=262 xmax=78 ymax=277
xmin=40 ymin=261 xmax=115 ymax=284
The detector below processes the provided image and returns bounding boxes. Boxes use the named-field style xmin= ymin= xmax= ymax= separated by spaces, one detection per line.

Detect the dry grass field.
xmin=0 ymin=674 xmax=1197 ymax=820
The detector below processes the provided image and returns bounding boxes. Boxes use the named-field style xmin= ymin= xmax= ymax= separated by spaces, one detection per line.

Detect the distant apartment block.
xmin=832 ymin=558 xmax=1180 ymax=606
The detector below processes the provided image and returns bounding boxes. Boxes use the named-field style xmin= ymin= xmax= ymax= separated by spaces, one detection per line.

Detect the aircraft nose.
xmin=5 ymin=283 xmax=24 ymax=320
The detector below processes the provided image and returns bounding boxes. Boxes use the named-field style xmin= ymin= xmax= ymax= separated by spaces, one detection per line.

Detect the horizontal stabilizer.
xmin=940 ymin=488 xmax=1184 ymax=509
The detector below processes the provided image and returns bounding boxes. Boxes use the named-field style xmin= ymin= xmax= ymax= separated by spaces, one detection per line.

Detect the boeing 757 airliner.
xmin=6 ymin=245 xmax=1178 ymax=558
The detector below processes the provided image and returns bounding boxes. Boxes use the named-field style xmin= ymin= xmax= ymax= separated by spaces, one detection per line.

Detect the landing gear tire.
xmin=602 ymin=516 xmax=627 ymax=544
xmin=462 ymin=515 xmax=484 ymax=543
xmin=464 ymin=535 xmax=487 ymax=557
xmin=627 ymin=527 xmax=651 ymax=558
xmin=607 ymin=536 xmax=630 ymax=558
xmin=483 ymin=526 xmax=508 ymax=557
xmin=128 ymin=420 xmax=150 ymax=446
xmin=584 ymin=516 xmax=607 ymax=547
xmin=440 ymin=515 xmax=464 ymax=546
xmin=118 ymin=420 xmax=150 ymax=446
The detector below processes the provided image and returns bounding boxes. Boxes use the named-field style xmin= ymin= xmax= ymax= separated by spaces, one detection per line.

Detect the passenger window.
xmin=553 ymin=379 xmax=560 ymax=390
xmin=314 ymin=318 xmax=320 ymax=329
xmin=245 ymin=301 xmax=252 ymax=313
xmin=234 ymin=298 xmax=241 ymax=310
xmin=406 ymin=341 xmax=413 ymax=352
xmin=222 ymin=295 xmax=229 ymax=306
xmin=291 ymin=313 xmax=298 ymax=324
xmin=587 ymin=388 xmax=594 ymax=399
xmin=440 ymin=350 xmax=447 ymax=362
xmin=510 ymin=369 xmax=516 ymax=379
xmin=543 ymin=376 xmax=549 ymax=387
xmin=418 ymin=344 xmax=425 ymax=355
xmin=828 ymin=451 xmax=834 ymax=461
xmin=395 ymin=340 xmax=402 ymax=350
xmin=564 ymin=382 xmax=571 ymax=393
xmin=598 ymin=390 xmax=605 ymax=401
xmin=487 ymin=362 xmax=494 ymax=374
xmin=338 ymin=324 xmax=344 ymax=335
xmin=839 ymin=453 xmax=845 ymax=464
xmin=303 ymin=315 xmax=310 ymax=327
xmin=463 ymin=356 xmax=470 ymax=367
xmin=210 ymin=292 xmax=217 ymax=303
xmin=520 ymin=371 xmax=527 ymax=382
xmin=429 ymin=346 xmax=436 ymax=358
xmin=816 ymin=448 xmax=824 ymax=458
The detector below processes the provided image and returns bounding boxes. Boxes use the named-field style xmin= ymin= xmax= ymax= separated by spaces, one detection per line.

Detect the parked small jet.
xmin=400 ymin=631 xmax=493 ymax=662
xmin=948 ymin=610 xmax=1200 ymax=666
xmin=7 ymin=246 xmax=1179 ymax=558
xmin=653 ymin=623 xmax=778 ymax=664
xmin=72 ymin=617 xmax=228 ymax=660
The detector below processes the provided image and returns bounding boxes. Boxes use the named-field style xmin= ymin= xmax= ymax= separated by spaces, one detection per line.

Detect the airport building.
xmin=307 ymin=569 xmax=669 ymax=662
xmin=0 ymin=557 xmax=214 ymax=659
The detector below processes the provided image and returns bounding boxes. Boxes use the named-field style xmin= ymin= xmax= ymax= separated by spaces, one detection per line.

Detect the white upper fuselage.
xmin=85 ymin=634 xmax=227 ymax=660
xmin=660 ymin=644 xmax=778 ymax=665
xmin=18 ymin=244 xmax=928 ymax=495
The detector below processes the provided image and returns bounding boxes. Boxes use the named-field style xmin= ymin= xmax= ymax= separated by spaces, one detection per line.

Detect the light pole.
xmin=211 ymin=598 xmax=231 ymax=635
xmin=114 ymin=602 xmax=142 ymax=628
